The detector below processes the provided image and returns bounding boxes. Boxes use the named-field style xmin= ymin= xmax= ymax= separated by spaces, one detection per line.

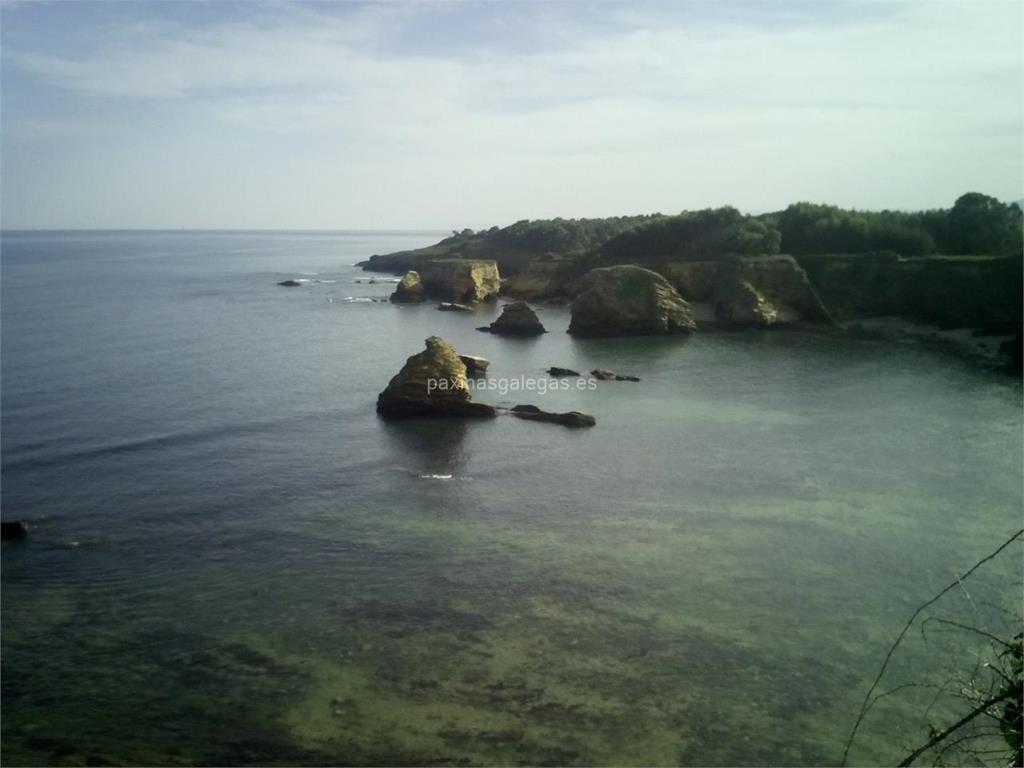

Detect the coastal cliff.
xmin=797 ymin=254 xmax=1022 ymax=329
xmin=664 ymin=255 xmax=831 ymax=328
xmin=360 ymin=196 xmax=1022 ymax=362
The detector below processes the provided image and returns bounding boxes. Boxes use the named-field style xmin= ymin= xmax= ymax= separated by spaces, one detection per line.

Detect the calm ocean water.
xmin=2 ymin=230 xmax=1021 ymax=766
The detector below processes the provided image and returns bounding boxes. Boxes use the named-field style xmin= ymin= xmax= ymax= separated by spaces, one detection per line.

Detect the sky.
xmin=1 ymin=0 xmax=1021 ymax=230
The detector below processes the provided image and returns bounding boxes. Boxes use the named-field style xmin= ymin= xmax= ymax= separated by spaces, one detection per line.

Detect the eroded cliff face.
xmin=501 ymin=254 xmax=580 ymax=302
xmin=664 ymin=255 xmax=832 ymax=328
xmin=418 ymin=260 xmax=501 ymax=303
xmin=362 ymin=234 xmax=1021 ymax=341
xmin=796 ymin=254 xmax=1023 ymax=329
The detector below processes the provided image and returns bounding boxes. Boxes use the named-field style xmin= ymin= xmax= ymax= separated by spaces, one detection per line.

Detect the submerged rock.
xmin=591 ymin=369 xmax=640 ymax=382
xmin=547 ymin=366 xmax=581 ymax=377
xmin=569 ymin=265 xmax=696 ymax=337
xmin=438 ymin=302 xmax=473 ymax=312
xmin=389 ymin=271 xmax=426 ymax=303
xmin=1 ymin=521 xmax=28 ymax=541
xmin=419 ymin=260 xmax=500 ymax=303
xmin=277 ymin=279 xmax=303 ymax=287
xmin=481 ymin=301 xmax=546 ymax=336
xmin=510 ymin=404 xmax=595 ymax=428
xmin=377 ymin=336 xmax=496 ymax=419
xmin=459 ymin=355 xmax=490 ymax=376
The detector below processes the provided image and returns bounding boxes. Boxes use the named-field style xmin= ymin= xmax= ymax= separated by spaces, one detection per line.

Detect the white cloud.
xmin=2 ymin=1 xmax=1021 ymax=228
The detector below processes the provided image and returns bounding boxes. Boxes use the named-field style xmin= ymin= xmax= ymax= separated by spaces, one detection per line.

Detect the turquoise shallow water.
xmin=2 ymin=231 xmax=1021 ymax=765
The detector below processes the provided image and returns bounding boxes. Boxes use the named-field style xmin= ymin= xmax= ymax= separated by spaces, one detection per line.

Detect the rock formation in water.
xmin=459 ymin=354 xmax=490 ymax=376
xmin=569 ymin=265 xmax=696 ymax=338
xmin=277 ymin=279 xmax=303 ymax=287
xmin=547 ymin=366 xmax=580 ymax=377
xmin=480 ymin=301 xmax=546 ymax=336
xmin=377 ymin=336 xmax=496 ymax=419
xmin=590 ymin=369 xmax=640 ymax=382
xmin=419 ymin=260 xmax=500 ymax=303
xmin=389 ymin=271 xmax=426 ymax=303
xmin=509 ymin=404 xmax=595 ymax=428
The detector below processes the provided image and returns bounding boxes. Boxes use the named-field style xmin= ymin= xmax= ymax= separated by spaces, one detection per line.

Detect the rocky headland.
xmin=361 ymin=195 xmax=1022 ymax=370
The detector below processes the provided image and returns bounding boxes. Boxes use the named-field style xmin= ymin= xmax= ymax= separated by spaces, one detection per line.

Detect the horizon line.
xmin=0 ymin=228 xmax=453 ymax=234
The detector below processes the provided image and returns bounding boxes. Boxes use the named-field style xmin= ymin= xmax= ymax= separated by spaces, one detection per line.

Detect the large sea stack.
xmin=418 ymin=260 xmax=500 ymax=303
xmin=389 ymin=270 xmax=426 ymax=303
xmin=376 ymin=336 xmax=496 ymax=419
xmin=568 ymin=265 xmax=697 ymax=337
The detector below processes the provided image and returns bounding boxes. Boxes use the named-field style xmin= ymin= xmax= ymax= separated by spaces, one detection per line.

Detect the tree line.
xmin=446 ymin=193 xmax=1023 ymax=262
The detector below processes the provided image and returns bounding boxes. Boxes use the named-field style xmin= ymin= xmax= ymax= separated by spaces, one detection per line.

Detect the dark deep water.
xmin=2 ymin=230 xmax=1021 ymax=766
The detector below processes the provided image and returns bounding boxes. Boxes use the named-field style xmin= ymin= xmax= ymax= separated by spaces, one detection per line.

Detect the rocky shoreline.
xmin=361 ymin=231 xmax=1020 ymax=374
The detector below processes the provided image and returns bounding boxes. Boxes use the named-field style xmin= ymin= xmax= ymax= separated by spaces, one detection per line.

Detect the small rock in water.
xmin=481 ymin=301 xmax=546 ymax=336
xmin=510 ymin=404 xmax=596 ymax=428
xmin=591 ymin=369 xmax=640 ymax=382
xmin=459 ymin=354 xmax=490 ymax=376
xmin=438 ymin=302 xmax=473 ymax=312
xmin=1 ymin=521 xmax=28 ymax=540
xmin=547 ymin=367 xmax=580 ymax=377
xmin=277 ymin=279 xmax=303 ymax=287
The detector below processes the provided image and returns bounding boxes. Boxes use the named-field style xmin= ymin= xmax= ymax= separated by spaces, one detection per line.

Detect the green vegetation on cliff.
xmin=360 ymin=215 xmax=657 ymax=276
xmin=461 ymin=215 xmax=662 ymax=256
xmin=598 ymin=207 xmax=780 ymax=265
xmin=596 ymin=192 xmax=1021 ymax=263
xmin=362 ymin=193 xmax=1021 ymax=276
xmin=770 ymin=193 xmax=1022 ymax=257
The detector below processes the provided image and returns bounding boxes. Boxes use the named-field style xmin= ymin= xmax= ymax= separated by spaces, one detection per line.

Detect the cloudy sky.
xmin=1 ymin=1 xmax=1021 ymax=229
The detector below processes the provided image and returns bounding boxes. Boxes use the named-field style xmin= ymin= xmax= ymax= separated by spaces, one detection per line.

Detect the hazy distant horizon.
xmin=2 ymin=1 xmax=1022 ymax=230
xmin=2 ymin=191 xmax=1023 ymax=238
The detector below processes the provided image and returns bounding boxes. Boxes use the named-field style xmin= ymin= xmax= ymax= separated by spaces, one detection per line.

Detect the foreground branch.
xmin=895 ymin=690 xmax=1014 ymax=767
xmin=840 ymin=528 xmax=1024 ymax=766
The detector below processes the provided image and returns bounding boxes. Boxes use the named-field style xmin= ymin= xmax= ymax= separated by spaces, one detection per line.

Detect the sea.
xmin=1 ymin=230 xmax=1021 ymax=766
